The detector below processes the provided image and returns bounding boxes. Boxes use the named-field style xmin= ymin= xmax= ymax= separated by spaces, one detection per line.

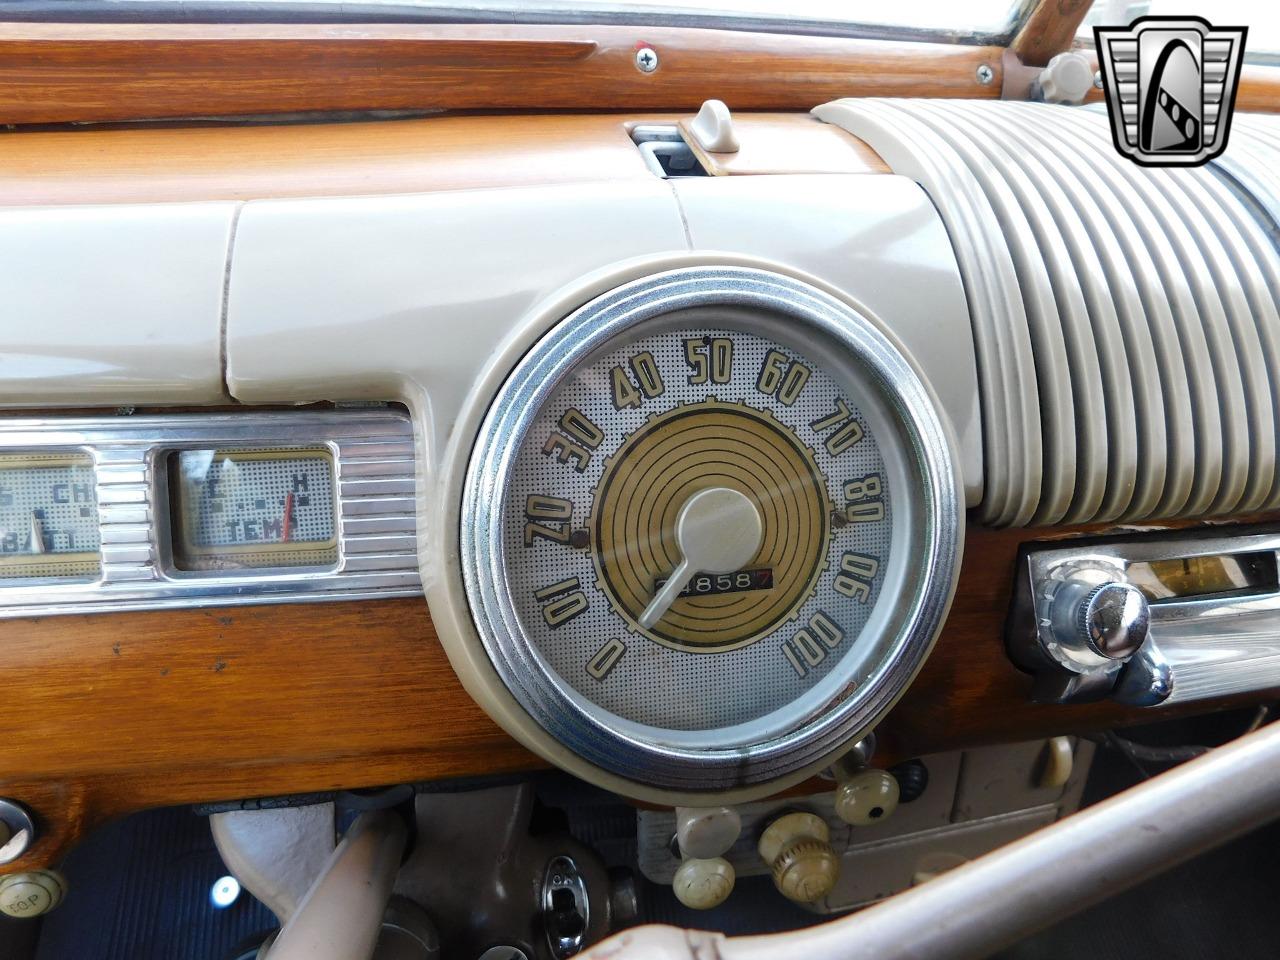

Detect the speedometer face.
xmin=459 ymin=268 xmax=960 ymax=794
xmin=506 ymin=325 xmax=892 ymax=732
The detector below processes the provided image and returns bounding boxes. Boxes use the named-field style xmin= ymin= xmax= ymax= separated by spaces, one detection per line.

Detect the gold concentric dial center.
xmin=591 ymin=399 xmax=831 ymax=652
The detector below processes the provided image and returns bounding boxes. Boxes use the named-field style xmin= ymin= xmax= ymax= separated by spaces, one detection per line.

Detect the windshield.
xmin=372 ymin=1 xmax=1027 ymax=34
xmin=66 ymin=0 xmax=1033 ymax=42
xmin=1079 ymin=1 xmax=1280 ymax=62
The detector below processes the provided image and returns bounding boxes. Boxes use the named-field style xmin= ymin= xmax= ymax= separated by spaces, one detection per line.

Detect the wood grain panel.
xmin=1236 ymin=66 xmax=1280 ymax=113
xmin=0 ymin=112 xmax=887 ymax=207
xmin=0 ymin=22 xmax=1003 ymax=125
xmin=3 ymin=517 xmax=1276 ymax=872
xmin=0 ymin=599 xmax=544 ymax=872
xmin=1011 ymin=0 xmax=1094 ymax=68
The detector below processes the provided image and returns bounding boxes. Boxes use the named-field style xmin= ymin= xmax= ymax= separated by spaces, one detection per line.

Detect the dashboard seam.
xmin=666 ymin=179 xmax=695 ymax=252
xmin=219 ymin=201 xmax=245 ymax=400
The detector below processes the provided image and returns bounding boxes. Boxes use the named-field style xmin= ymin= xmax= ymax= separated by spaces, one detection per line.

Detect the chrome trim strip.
xmin=1010 ymin=526 xmax=1280 ymax=705
xmin=0 ymin=409 xmax=421 ymax=616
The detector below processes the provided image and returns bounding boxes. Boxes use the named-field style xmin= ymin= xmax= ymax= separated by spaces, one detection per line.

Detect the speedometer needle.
xmin=639 ymin=487 xmax=764 ymax=630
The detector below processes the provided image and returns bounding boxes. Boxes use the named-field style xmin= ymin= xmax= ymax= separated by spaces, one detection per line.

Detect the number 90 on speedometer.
xmin=457 ymin=269 xmax=960 ymax=796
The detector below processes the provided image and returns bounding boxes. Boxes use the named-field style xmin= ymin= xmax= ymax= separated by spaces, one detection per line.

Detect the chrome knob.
xmin=1050 ymin=578 xmax=1150 ymax=663
xmin=0 ymin=799 xmax=36 ymax=866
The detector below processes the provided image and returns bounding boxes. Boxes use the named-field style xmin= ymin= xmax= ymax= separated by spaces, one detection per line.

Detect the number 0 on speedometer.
xmin=457 ymin=269 xmax=960 ymax=796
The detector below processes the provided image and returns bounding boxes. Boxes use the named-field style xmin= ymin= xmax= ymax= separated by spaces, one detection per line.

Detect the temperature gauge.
xmin=169 ymin=447 xmax=338 ymax=572
xmin=0 ymin=452 xmax=101 ymax=579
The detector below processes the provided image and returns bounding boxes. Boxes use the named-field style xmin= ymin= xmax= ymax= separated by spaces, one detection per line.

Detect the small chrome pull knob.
xmin=1011 ymin=551 xmax=1173 ymax=707
xmin=1051 ymin=578 xmax=1150 ymax=662
xmin=1114 ymin=641 xmax=1174 ymax=706
xmin=0 ymin=799 xmax=36 ymax=866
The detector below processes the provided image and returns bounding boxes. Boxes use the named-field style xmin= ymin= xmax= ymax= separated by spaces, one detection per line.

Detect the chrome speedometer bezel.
xmin=460 ymin=267 xmax=961 ymax=793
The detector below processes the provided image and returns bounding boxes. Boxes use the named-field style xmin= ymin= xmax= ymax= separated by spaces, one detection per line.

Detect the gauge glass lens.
xmin=1128 ymin=552 xmax=1280 ymax=601
xmin=169 ymin=447 xmax=338 ymax=571
xmin=502 ymin=322 xmax=898 ymax=738
xmin=0 ymin=453 xmax=100 ymax=579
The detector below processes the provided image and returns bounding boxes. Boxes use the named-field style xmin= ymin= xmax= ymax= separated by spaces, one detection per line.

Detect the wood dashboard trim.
xmin=4 ymin=515 xmax=1277 ymax=872
xmin=0 ymin=22 xmax=1003 ymax=125
xmin=0 ymin=112 xmax=887 ymax=207
xmin=1011 ymin=0 xmax=1093 ymax=68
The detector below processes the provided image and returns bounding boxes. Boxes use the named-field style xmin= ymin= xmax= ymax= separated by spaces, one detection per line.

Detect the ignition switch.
xmin=542 ymin=856 xmax=589 ymax=959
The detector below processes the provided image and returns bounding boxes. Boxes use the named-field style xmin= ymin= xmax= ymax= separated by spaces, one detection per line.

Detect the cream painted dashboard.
xmin=2 ymin=167 xmax=982 ymax=803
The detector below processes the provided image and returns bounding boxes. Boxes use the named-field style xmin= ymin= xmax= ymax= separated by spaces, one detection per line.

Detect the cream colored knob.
xmin=834 ymin=769 xmax=900 ymax=827
xmin=672 ymin=857 xmax=735 ymax=910
xmin=757 ymin=812 xmax=838 ymax=904
xmin=675 ymin=806 xmax=741 ymax=860
xmin=1038 ymin=51 xmax=1094 ymax=105
xmin=0 ymin=870 xmax=66 ymax=918
xmin=1038 ymin=736 xmax=1074 ymax=789
xmin=689 ymin=99 xmax=740 ymax=153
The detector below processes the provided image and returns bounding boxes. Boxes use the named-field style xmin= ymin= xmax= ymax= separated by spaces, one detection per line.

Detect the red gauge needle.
xmin=282 ymin=492 xmax=294 ymax=543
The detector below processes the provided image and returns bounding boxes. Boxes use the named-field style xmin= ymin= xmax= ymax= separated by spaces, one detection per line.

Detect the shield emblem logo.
xmin=1095 ymin=16 xmax=1248 ymax=166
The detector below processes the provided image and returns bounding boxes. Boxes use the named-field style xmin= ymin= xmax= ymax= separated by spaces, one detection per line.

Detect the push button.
xmin=0 ymin=870 xmax=66 ymax=918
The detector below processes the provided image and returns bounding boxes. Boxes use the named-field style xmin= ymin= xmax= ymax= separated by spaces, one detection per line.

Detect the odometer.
xmin=451 ymin=268 xmax=961 ymax=799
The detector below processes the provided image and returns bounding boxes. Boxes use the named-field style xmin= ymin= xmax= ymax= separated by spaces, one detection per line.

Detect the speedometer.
xmin=512 ymin=326 xmax=890 ymax=727
xmin=446 ymin=267 xmax=961 ymax=801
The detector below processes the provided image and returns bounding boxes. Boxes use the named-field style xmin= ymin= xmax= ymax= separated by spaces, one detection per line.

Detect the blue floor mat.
xmin=34 ymin=806 xmax=276 ymax=960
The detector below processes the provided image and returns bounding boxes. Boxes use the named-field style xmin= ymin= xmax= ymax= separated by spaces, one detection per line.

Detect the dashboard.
xmin=3 ymin=90 xmax=1280 ymax=877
